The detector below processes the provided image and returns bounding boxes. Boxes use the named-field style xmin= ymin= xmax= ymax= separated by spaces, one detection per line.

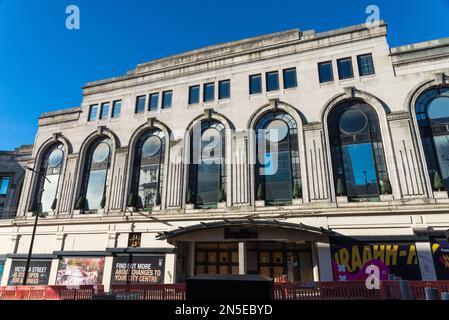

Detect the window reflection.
xmin=416 ymin=88 xmax=449 ymax=191
xmin=255 ymin=112 xmax=301 ymax=205
xmin=80 ymin=137 xmax=112 ymax=211
xmin=35 ymin=144 xmax=65 ymax=213
xmin=131 ymin=130 xmax=165 ymax=209
xmin=328 ymin=100 xmax=388 ymax=201
xmin=189 ymin=121 xmax=225 ymax=208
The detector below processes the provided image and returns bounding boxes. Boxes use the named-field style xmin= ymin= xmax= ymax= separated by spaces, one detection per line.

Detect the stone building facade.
xmin=1 ymin=21 xmax=449 ymax=289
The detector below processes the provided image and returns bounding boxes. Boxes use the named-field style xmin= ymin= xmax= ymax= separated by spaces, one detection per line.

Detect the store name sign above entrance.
xmin=224 ymin=228 xmax=258 ymax=239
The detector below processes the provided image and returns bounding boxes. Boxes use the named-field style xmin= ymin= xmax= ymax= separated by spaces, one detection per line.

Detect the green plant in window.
xmin=100 ymin=196 xmax=106 ymax=209
xmin=434 ymin=172 xmax=444 ymax=191
xmin=293 ymin=183 xmax=302 ymax=199
xmin=381 ymin=178 xmax=392 ymax=195
xmin=186 ymin=189 xmax=194 ymax=204
xmin=155 ymin=191 xmax=161 ymax=206
xmin=218 ymin=186 xmax=226 ymax=202
xmin=51 ymin=198 xmax=57 ymax=211
xmin=127 ymin=193 xmax=136 ymax=207
xmin=257 ymin=184 xmax=264 ymax=201
xmin=336 ymin=178 xmax=345 ymax=197
xmin=75 ymin=196 xmax=85 ymax=210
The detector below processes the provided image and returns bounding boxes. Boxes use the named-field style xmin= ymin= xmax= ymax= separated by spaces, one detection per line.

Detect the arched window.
xmin=188 ymin=120 xmax=226 ymax=208
xmin=328 ymin=100 xmax=388 ymax=201
xmin=415 ymin=87 xmax=449 ymax=191
xmin=34 ymin=143 xmax=65 ymax=213
xmin=131 ymin=129 xmax=165 ymax=209
xmin=80 ymin=137 xmax=112 ymax=211
xmin=255 ymin=111 xmax=301 ymax=205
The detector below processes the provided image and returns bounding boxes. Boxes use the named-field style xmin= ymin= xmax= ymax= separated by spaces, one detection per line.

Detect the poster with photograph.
xmin=111 ymin=255 xmax=165 ymax=285
xmin=330 ymin=238 xmax=422 ymax=281
xmin=7 ymin=260 xmax=52 ymax=285
xmin=431 ymin=239 xmax=449 ymax=280
xmin=56 ymin=257 xmax=105 ymax=287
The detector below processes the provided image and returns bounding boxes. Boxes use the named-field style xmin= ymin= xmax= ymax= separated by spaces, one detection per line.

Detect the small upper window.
xmin=88 ymin=104 xmax=98 ymax=121
xmin=135 ymin=95 xmax=146 ymax=113
xmin=357 ymin=54 xmax=375 ymax=76
xmin=162 ymin=90 xmax=172 ymax=109
xmin=203 ymin=83 xmax=215 ymax=102
xmin=337 ymin=57 xmax=354 ymax=80
xmin=111 ymin=100 xmax=121 ymax=118
xmin=219 ymin=80 xmax=230 ymax=100
xmin=149 ymin=93 xmax=159 ymax=111
xmin=249 ymin=74 xmax=262 ymax=95
xmin=128 ymin=232 xmax=142 ymax=248
xmin=283 ymin=68 xmax=297 ymax=89
xmin=318 ymin=61 xmax=334 ymax=83
xmin=0 ymin=177 xmax=10 ymax=196
xmin=266 ymin=71 xmax=279 ymax=92
xmin=100 ymin=102 xmax=110 ymax=120
xmin=189 ymin=85 xmax=200 ymax=105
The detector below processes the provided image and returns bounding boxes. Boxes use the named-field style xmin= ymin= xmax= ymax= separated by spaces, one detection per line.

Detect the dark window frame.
xmin=0 ymin=176 xmax=11 ymax=197
xmin=88 ymin=104 xmax=98 ymax=122
xmin=162 ymin=90 xmax=173 ymax=109
xmin=249 ymin=74 xmax=262 ymax=95
xmin=111 ymin=100 xmax=122 ymax=118
xmin=149 ymin=93 xmax=159 ymax=111
xmin=188 ymin=85 xmax=200 ymax=105
xmin=318 ymin=61 xmax=334 ymax=83
xmin=357 ymin=53 xmax=376 ymax=77
xmin=283 ymin=68 xmax=298 ymax=89
xmin=99 ymin=102 xmax=110 ymax=120
xmin=266 ymin=71 xmax=280 ymax=92
xmin=135 ymin=95 xmax=147 ymax=114
xmin=337 ymin=57 xmax=354 ymax=80
xmin=203 ymin=83 xmax=215 ymax=103
xmin=218 ymin=80 xmax=231 ymax=100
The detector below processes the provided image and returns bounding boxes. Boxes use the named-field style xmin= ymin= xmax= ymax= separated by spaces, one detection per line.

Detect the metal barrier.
xmin=2 ymin=281 xmax=449 ymax=300
xmin=109 ymin=284 xmax=186 ymax=300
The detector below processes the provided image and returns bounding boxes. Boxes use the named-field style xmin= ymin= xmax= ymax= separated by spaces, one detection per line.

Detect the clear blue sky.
xmin=0 ymin=0 xmax=448 ymax=150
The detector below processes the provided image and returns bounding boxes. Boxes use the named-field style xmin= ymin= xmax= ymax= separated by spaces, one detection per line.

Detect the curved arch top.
xmin=127 ymin=119 xmax=172 ymax=152
xmin=320 ymin=89 xmax=391 ymax=125
xmin=34 ymin=134 xmax=73 ymax=164
xmin=78 ymin=127 xmax=121 ymax=157
xmin=185 ymin=110 xmax=235 ymax=135
xmin=247 ymin=100 xmax=306 ymax=130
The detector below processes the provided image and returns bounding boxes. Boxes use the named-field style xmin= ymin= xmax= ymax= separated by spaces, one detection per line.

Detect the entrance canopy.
xmin=156 ymin=219 xmax=334 ymax=243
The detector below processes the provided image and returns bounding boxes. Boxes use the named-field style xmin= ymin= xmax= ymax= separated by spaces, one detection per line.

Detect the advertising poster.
xmin=330 ymin=238 xmax=422 ymax=281
xmin=431 ymin=239 xmax=449 ymax=280
xmin=56 ymin=257 xmax=105 ymax=287
xmin=0 ymin=259 xmax=5 ymax=282
xmin=111 ymin=255 xmax=165 ymax=285
xmin=7 ymin=260 xmax=52 ymax=285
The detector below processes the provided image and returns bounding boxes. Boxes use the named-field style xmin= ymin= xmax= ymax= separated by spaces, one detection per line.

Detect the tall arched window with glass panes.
xmin=188 ymin=120 xmax=226 ymax=208
xmin=79 ymin=137 xmax=112 ymax=211
xmin=328 ymin=100 xmax=389 ymax=201
xmin=130 ymin=129 xmax=165 ymax=209
xmin=33 ymin=143 xmax=65 ymax=213
xmin=254 ymin=111 xmax=301 ymax=205
xmin=415 ymin=87 xmax=449 ymax=192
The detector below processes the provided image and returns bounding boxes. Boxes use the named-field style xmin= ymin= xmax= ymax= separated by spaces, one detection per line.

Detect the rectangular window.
xmin=218 ymin=80 xmax=230 ymax=100
xmin=318 ymin=61 xmax=334 ymax=83
xmin=149 ymin=93 xmax=159 ymax=111
xmin=88 ymin=104 xmax=98 ymax=121
xmin=203 ymin=83 xmax=215 ymax=102
xmin=100 ymin=102 xmax=110 ymax=120
xmin=128 ymin=232 xmax=142 ymax=248
xmin=249 ymin=74 xmax=262 ymax=94
xmin=111 ymin=100 xmax=121 ymax=118
xmin=189 ymin=85 xmax=200 ymax=105
xmin=135 ymin=95 xmax=146 ymax=113
xmin=357 ymin=53 xmax=375 ymax=76
xmin=337 ymin=57 xmax=354 ymax=80
xmin=266 ymin=71 xmax=279 ymax=92
xmin=283 ymin=68 xmax=297 ymax=89
xmin=162 ymin=90 xmax=172 ymax=109
xmin=0 ymin=177 xmax=10 ymax=196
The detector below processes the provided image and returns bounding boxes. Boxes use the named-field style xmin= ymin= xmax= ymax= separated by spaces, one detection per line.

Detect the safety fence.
xmin=1 ymin=281 xmax=449 ymax=300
